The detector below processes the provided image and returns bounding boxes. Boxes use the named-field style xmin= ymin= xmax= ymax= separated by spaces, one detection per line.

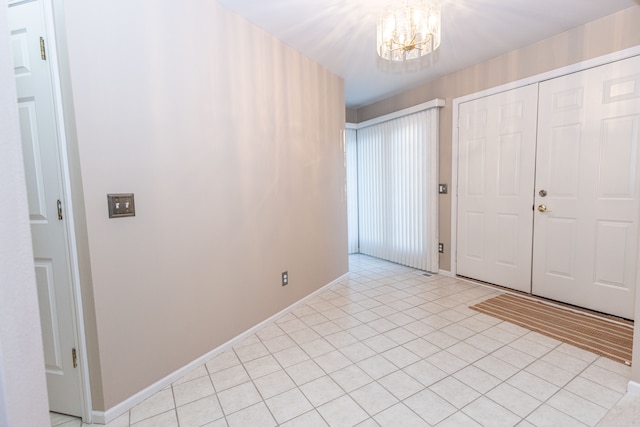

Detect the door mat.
xmin=469 ymin=293 xmax=633 ymax=365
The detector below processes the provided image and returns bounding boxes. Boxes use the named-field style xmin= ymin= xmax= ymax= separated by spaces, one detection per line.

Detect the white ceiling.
xmin=216 ymin=0 xmax=639 ymax=108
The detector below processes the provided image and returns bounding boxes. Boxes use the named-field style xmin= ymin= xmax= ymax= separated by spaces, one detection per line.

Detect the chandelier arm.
xmin=377 ymin=0 xmax=441 ymax=61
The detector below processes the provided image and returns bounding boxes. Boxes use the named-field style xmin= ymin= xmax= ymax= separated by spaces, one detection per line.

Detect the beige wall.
xmin=61 ymin=0 xmax=347 ymax=410
xmin=356 ymin=5 xmax=640 ymax=273
xmin=0 ymin=4 xmax=51 ymax=425
xmin=345 ymin=108 xmax=358 ymax=123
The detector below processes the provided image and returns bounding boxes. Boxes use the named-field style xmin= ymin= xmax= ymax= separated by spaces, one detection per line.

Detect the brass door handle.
xmin=537 ymin=204 xmax=548 ymax=213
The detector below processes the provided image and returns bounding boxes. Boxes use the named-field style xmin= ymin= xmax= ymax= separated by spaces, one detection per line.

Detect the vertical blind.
xmin=346 ymin=128 xmax=359 ymax=254
xmin=350 ymin=108 xmax=439 ymax=272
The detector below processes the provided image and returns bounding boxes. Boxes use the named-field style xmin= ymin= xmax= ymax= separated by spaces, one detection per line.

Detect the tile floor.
xmin=51 ymin=254 xmax=633 ymax=427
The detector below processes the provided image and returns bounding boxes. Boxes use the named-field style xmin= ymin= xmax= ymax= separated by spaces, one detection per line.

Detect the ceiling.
xmin=216 ymin=0 xmax=639 ymax=108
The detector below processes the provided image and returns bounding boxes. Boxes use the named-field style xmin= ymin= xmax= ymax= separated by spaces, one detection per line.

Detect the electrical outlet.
xmin=438 ymin=243 xmax=444 ymax=253
xmin=438 ymin=184 xmax=448 ymax=194
xmin=282 ymin=271 xmax=288 ymax=286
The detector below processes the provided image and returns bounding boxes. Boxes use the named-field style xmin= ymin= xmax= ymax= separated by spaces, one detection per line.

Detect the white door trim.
xmin=450 ymin=44 xmax=640 ymax=278
xmin=40 ymin=0 xmax=93 ymax=421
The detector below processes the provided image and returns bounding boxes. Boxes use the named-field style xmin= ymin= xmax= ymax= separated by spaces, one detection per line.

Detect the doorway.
xmin=8 ymin=0 xmax=90 ymax=418
xmin=456 ymin=55 xmax=640 ymax=320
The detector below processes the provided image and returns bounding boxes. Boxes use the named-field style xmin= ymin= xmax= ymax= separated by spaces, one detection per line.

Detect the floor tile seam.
xmin=126 ymin=391 xmax=178 ymax=425
xmin=357 ymin=333 xmax=430 ymax=362
xmin=542 ymin=387 xmax=609 ymax=427
xmin=128 ymin=407 xmax=176 ymax=426
xmin=283 ymin=407 xmax=331 ymax=427
xmin=481 ymin=383 xmax=547 ymax=421
xmin=566 ymin=375 xmax=626 ymax=407
xmin=170 ymin=392 xmax=227 ymax=426
xmin=56 ymin=420 xmax=84 ymax=427
xmin=591 ymin=357 xmax=634 ymax=378
xmin=348 ymin=385 xmax=401 ymax=418
xmin=460 ymin=397 xmax=524 ymax=426
xmin=310 ymin=386 xmax=375 ymax=423
xmin=51 ymin=415 xmax=82 ymax=427
xmin=524 ymin=354 xmax=594 ymax=389
xmin=216 ymin=370 xmax=281 ymax=422
xmin=465 ymin=347 xmax=546 ymax=401
xmin=502 ymin=335 xmax=558 ymax=363
xmin=506 ymin=366 xmax=562 ymax=403
xmin=430 ymin=379 xmax=526 ymax=420
xmin=238 ymin=329 xmax=352 ymax=411
xmin=383 ymin=398 xmax=434 ymax=426
xmin=490 ymin=340 xmax=565 ymax=395
xmin=577 ymin=357 xmax=632 ymax=395
xmin=203 ymin=352 xmax=242 ymax=382
xmin=255 ymin=389 xmax=286 ymax=425
xmin=522 ymin=405 xmax=590 ymax=427
xmin=172 ymin=371 xmax=228 ymax=425
xmin=250 ymin=336 xmax=317 ymax=382
xmin=377 ymin=374 xmax=428 ymax=402
xmin=323 ymin=372 xmax=398 ymax=416
xmin=591 ymin=358 xmax=633 ymax=378
xmin=210 ymin=351 xmax=258 ymax=396
xmin=50 ymin=416 xmax=74 ymax=427
xmin=457 ymin=327 xmax=567 ymax=375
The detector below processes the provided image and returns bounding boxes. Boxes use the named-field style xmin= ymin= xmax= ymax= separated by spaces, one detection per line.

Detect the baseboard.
xmin=628 ymin=380 xmax=640 ymax=395
xmin=437 ymin=269 xmax=454 ymax=278
xmin=91 ymin=411 xmax=106 ymax=425
xmin=93 ymin=272 xmax=349 ymax=424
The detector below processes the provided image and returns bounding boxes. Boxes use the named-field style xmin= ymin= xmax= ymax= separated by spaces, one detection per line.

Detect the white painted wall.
xmin=0 ymin=5 xmax=50 ymax=427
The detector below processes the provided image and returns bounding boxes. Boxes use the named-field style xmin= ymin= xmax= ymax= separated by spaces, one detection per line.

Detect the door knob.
xmin=537 ymin=204 xmax=548 ymax=213
xmin=539 ymin=189 xmax=547 ymax=197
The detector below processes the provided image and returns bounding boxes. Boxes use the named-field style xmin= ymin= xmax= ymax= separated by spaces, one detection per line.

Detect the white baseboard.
xmin=91 ymin=411 xmax=106 ymax=425
xmin=437 ymin=269 xmax=454 ymax=278
xmin=628 ymin=380 xmax=640 ymax=395
xmin=93 ymin=272 xmax=349 ymax=424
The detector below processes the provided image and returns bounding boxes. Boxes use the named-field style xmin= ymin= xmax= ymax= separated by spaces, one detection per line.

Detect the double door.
xmin=457 ymin=56 xmax=640 ymax=319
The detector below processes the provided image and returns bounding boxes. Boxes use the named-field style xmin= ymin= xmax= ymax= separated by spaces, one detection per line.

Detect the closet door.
xmin=532 ymin=56 xmax=640 ymax=319
xmin=457 ymin=85 xmax=538 ymax=292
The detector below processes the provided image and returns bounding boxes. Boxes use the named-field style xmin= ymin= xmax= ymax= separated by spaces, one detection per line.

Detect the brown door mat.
xmin=469 ymin=293 xmax=633 ymax=365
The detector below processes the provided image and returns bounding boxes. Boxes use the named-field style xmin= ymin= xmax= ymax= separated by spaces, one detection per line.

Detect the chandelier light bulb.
xmin=377 ymin=0 xmax=441 ymax=62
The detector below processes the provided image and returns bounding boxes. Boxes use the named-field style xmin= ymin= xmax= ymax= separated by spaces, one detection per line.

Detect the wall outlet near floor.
xmin=282 ymin=271 xmax=288 ymax=286
xmin=438 ymin=243 xmax=444 ymax=253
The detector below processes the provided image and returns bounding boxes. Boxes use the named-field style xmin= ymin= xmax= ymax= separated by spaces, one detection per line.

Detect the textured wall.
xmin=62 ymin=0 xmax=347 ymax=410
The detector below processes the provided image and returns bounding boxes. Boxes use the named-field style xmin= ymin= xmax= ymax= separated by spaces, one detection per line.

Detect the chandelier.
xmin=377 ymin=0 xmax=441 ymax=62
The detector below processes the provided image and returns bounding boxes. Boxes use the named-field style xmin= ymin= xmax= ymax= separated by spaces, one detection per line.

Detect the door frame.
xmin=11 ymin=0 xmax=94 ymax=421
xmin=450 ymin=45 xmax=640 ymax=279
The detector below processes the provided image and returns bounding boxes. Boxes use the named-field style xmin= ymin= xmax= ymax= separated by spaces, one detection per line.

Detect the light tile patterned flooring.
xmin=52 ymin=254 xmax=632 ymax=427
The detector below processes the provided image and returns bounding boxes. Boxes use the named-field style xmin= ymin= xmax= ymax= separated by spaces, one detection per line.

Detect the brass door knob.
xmin=537 ymin=204 xmax=548 ymax=213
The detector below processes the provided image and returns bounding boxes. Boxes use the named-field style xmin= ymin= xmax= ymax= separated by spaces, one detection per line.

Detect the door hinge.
xmin=72 ymin=348 xmax=78 ymax=368
xmin=39 ymin=37 xmax=46 ymax=60
xmin=57 ymin=199 xmax=63 ymax=220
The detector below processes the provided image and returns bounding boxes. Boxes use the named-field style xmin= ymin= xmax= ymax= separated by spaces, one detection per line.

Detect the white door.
xmin=532 ymin=56 xmax=640 ymax=319
xmin=9 ymin=0 xmax=84 ymax=416
xmin=457 ymin=85 xmax=538 ymax=292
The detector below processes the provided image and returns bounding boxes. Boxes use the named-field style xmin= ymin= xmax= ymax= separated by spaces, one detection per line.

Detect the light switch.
xmin=107 ymin=193 xmax=135 ymax=218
